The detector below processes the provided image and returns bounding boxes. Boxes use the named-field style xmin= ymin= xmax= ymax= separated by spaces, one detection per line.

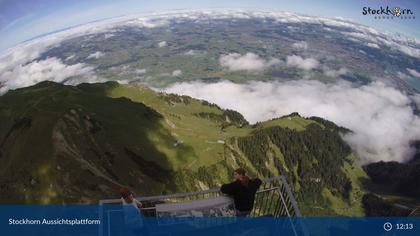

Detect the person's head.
xmin=234 ymin=168 xmax=250 ymax=186
xmin=233 ymin=168 xmax=246 ymax=181
xmin=120 ymin=187 xmax=133 ymax=201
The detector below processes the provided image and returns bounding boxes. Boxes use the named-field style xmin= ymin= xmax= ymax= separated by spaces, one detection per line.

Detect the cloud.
xmin=343 ymin=32 xmax=376 ymax=41
xmin=219 ymin=52 xmax=280 ymax=72
xmin=158 ymin=41 xmax=167 ymax=47
xmin=397 ymin=71 xmax=410 ymax=80
xmin=135 ymin=68 xmax=147 ymax=75
xmin=172 ymin=70 xmax=182 ymax=76
xmin=2 ymin=9 xmax=419 ymax=65
xmin=184 ymin=50 xmax=197 ymax=56
xmin=65 ymin=55 xmax=75 ymax=61
xmin=86 ymin=51 xmax=104 ymax=59
xmin=407 ymin=68 xmax=420 ymax=78
xmin=323 ymin=67 xmax=348 ymax=78
xmin=0 ymin=57 xmax=96 ymax=94
xmin=184 ymin=50 xmax=206 ymax=56
xmin=366 ymin=43 xmax=380 ymax=49
xmin=104 ymin=33 xmax=115 ymax=39
xmin=0 ymin=9 xmax=418 ymax=87
xmin=286 ymin=55 xmax=319 ymax=71
xmin=292 ymin=41 xmax=308 ymax=50
xmin=164 ymin=80 xmax=420 ymax=163
xmin=126 ymin=17 xmax=170 ymax=28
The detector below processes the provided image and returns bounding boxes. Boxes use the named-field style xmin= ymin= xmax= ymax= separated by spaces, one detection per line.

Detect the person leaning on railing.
xmin=120 ymin=187 xmax=143 ymax=211
xmin=220 ymin=168 xmax=262 ymax=216
xmin=120 ymin=187 xmax=145 ymax=233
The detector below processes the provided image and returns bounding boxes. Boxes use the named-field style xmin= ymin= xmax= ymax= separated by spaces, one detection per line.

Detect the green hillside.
xmin=0 ymin=81 xmax=367 ymax=215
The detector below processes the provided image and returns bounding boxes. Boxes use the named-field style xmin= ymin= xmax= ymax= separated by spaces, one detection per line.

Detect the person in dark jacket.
xmin=220 ymin=168 xmax=262 ymax=216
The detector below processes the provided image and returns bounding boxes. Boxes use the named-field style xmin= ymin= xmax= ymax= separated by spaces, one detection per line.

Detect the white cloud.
xmin=286 ymin=55 xmax=319 ymax=71
xmin=342 ymin=32 xmax=378 ymax=44
xmin=407 ymin=68 xmax=420 ymax=78
xmin=104 ymin=33 xmax=115 ymax=39
xmin=172 ymin=70 xmax=182 ymax=77
xmin=219 ymin=52 xmax=280 ymax=72
xmin=367 ymin=43 xmax=380 ymax=49
xmin=184 ymin=50 xmax=196 ymax=55
xmin=323 ymin=67 xmax=348 ymax=78
xmin=86 ymin=51 xmax=104 ymax=59
xmin=397 ymin=72 xmax=409 ymax=80
xmin=412 ymin=94 xmax=420 ymax=106
xmin=126 ymin=17 xmax=170 ymax=28
xmin=184 ymin=50 xmax=206 ymax=56
xmin=292 ymin=41 xmax=308 ymax=50
xmin=1 ymin=9 xmax=419 ymax=69
xmin=135 ymin=68 xmax=147 ymax=75
xmin=116 ymin=79 xmax=130 ymax=84
xmin=164 ymin=80 xmax=420 ymax=163
xmin=0 ymin=9 xmax=418 ymax=87
xmin=65 ymin=55 xmax=75 ymax=61
xmin=158 ymin=41 xmax=167 ymax=48
xmin=0 ymin=57 xmax=96 ymax=94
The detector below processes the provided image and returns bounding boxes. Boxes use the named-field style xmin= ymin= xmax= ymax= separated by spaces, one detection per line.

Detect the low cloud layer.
xmin=184 ymin=50 xmax=207 ymax=56
xmin=367 ymin=43 xmax=380 ymax=49
xmin=165 ymin=80 xmax=420 ymax=163
xmin=172 ymin=69 xmax=182 ymax=76
xmin=158 ymin=41 xmax=167 ymax=48
xmin=323 ymin=67 xmax=348 ymax=78
xmin=86 ymin=51 xmax=105 ymax=59
xmin=286 ymin=55 xmax=319 ymax=71
xmin=0 ymin=57 xmax=97 ymax=94
xmin=219 ymin=53 xmax=280 ymax=72
xmin=407 ymin=68 xmax=420 ymax=78
xmin=292 ymin=41 xmax=308 ymax=50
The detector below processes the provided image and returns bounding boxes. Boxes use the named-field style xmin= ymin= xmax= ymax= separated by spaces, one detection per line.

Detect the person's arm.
xmin=134 ymin=198 xmax=143 ymax=209
xmin=220 ymin=182 xmax=236 ymax=195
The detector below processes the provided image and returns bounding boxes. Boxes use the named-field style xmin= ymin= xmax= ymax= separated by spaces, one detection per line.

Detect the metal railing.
xmin=99 ymin=176 xmax=306 ymax=236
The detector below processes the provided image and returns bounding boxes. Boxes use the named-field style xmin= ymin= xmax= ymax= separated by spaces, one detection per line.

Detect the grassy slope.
xmin=256 ymin=116 xmax=320 ymax=132
xmin=0 ymin=81 xmax=367 ymax=216
xmin=0 ymin=82 xmax=176 ymax=203
xmin=106 ymin=85 xmax=320 ymax=171
xmin=320 ymin=155 xmax=367 ymax=216
xmin=107 ymin=84 xmax=242 ymax=170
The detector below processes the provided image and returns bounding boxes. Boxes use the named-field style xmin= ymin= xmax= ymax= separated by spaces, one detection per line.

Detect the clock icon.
xmin=384 ymin=222 xmax=393 ymax=231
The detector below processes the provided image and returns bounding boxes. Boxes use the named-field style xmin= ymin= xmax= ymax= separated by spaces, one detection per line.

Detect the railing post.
xmin=277 ymin=186 xmax=299 ymax=236
xmin=272 ymin=188 xmax=282 ymax=217
xmin=280 ymin=176 xmax=301 ymax=217
xmin=280 ymin=177 xmax=309 ymax=236
xmin=98 ymin=201 xmax=104 ymax=236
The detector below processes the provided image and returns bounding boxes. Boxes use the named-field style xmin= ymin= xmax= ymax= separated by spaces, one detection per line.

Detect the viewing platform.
xmin=99 ymin=176 xmax=307 ymax=236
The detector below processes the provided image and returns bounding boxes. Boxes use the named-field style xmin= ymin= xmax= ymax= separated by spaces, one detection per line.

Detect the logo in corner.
xmin=362 ymin=6 xmax=415 ymax=20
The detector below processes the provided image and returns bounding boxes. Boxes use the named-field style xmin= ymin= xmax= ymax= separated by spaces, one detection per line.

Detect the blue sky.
xmin=0 ymin=0 xmax=419 ymax=52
